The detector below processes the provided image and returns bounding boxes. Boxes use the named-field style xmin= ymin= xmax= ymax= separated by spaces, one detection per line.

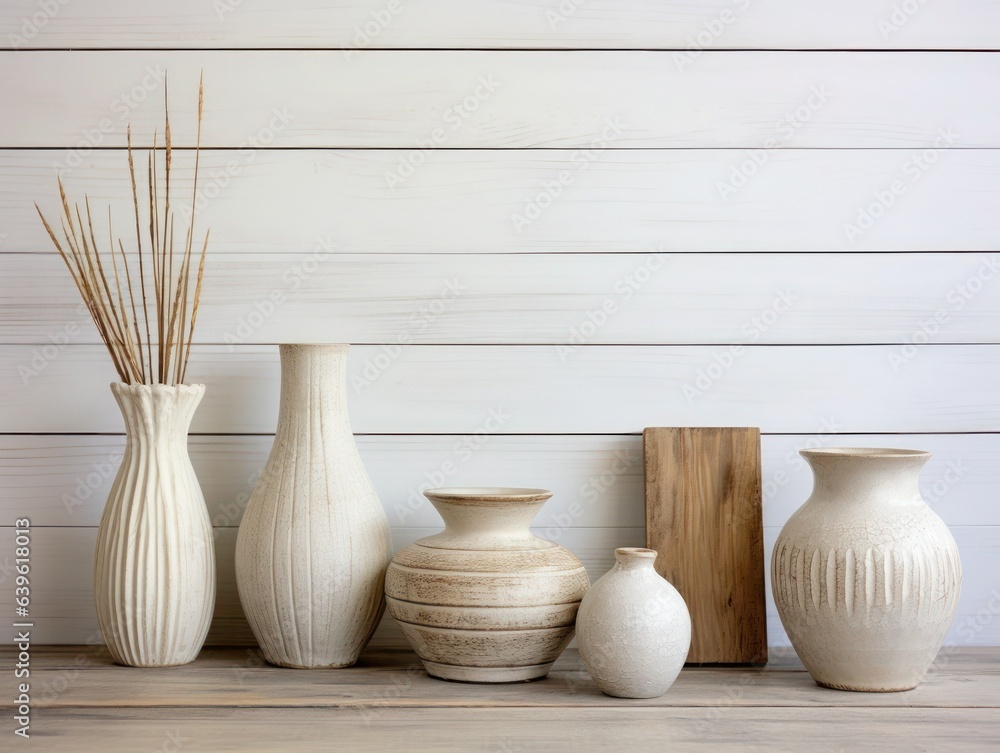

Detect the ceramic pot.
xmin=576 ymin=548 xmax=690 ymax=698
xmin=236 ymin=344 xmax=392 ymax=668
xmin=385 ymin=487 xmax=590 ymax=682
xmin=94 ymin=383 xmax=215 ymax=667
xmin=772 ymin=448 xmax=962 ymax=691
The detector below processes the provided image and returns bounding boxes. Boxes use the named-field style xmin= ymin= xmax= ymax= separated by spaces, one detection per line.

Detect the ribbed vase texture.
xmin=235 ymin=344 xmax=392 ymax=668
xmin=94 ymin=383 xmax=215 ymax=667
xmin=772 ymin=448 xmax=962 ymax=691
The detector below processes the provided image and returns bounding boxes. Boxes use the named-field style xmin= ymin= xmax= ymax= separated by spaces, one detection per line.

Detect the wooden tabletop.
xmin=3 ymin=645 xmax=997 ymax=752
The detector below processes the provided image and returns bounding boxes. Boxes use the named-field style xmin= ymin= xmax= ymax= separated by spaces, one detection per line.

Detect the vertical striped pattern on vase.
xmin=771 ymin=448 xmax=962 ymax=691
xmin=94 ymin=383 xmax=215 ymax=667
xmin=235 ymin=344 xmax=392 ymax=669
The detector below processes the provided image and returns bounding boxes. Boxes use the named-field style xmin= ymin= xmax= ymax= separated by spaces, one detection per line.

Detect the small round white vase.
xmin=772 ymin=448 xmax=962 ymax=692
xmin=576 ymin=548 xmax=691 ymax=698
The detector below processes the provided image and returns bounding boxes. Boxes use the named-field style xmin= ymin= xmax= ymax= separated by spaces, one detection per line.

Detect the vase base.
xmin=112 ymin=658 xmax=198 ymax=669
xmin=816 ymin=679 xmax=917 ymax=693
xmin=262 ymin=657 xmax=359 ymax=670
xmin=423 ymin=660 xmax=553 ymax=683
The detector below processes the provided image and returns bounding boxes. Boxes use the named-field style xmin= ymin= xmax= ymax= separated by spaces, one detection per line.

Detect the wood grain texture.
xmin=7 ymin=706 xmax=998 ymax=753
xmin=1 ymin=647 xmax=998 ymax=752
xmin=644 ymin=427 xmax=766 ymax=664
xmin=2 ymin=0 xmax=999 ymax=49
xmin=7 ymin=707 xmax=1000 ymax=753
xmin=6 ymin=344 xmax=1000 ymax=434
xmin=5 ymin=252 xmax=1000 ymax=345
xmin=3 ymin=52 xmax=999 ymax=148
xmin=7 ymin=149 xmax=1000 ymax=254
xmin=3 ymin=433 xmax=1000 ymax=529
xmin=4 ymin=645 xmax=998 ymax=709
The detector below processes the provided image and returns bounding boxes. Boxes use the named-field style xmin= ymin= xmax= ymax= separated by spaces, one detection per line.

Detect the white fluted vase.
xmin=94 ymin=383 xmax=215 ymax=667
xmin=235 ymin=344 xmax=392 ymax=668
xmin=772 ymin=448 xmax=962 ymax=691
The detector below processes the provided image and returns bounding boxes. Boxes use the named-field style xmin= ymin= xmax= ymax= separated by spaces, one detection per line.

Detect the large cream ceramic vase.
xmin=235 ymin=344 xmax=392 ymax=668
xmin=386 ymin=488 xmax=590 ymax=682
xmin=94 ymin=383 xmax=215 ymax=667
xmin=773 ymin=448 xmax=962 ymax=691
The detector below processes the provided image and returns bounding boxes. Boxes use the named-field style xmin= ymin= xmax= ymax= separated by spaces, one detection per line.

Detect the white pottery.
xmin=385 ymin=488 xmax=590 ymax=683
xmin=576 ymin=548 xmax=691 ymax=698
xmin=235 ymin=344 xmax=392 ymax=668
xmin=94 ymin=383 xmax=215 ymax=667
xmin=772 ymin=448 xmax=962 ymax=691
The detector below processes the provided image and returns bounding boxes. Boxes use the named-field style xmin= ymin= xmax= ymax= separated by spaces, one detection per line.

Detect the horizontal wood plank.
xmin=5 ymin=434 xmax=998 ymax=529
xmin=9 ymin=149 xmax=999 ymax=254
xmin=5 ymin=705 xmax=1000 ymax=753
xmin=2 ymin=0 xmax=999 ymax=50
xmin=10 ymin=646 xmax=999 ymax=709
xmin=2 ymin=52 xmax=998 ymax=148
xmin=4 ymin=344 xmax=1000 ymax=434
xmin=1 ymin=526 xmax=996 ymax=646
xmin=5 ymin=252 xmax=1000 ymax=345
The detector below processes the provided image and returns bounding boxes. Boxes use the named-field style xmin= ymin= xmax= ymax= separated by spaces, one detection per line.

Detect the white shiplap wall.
xmin=1 ymin=1 xmax=998 ymax=648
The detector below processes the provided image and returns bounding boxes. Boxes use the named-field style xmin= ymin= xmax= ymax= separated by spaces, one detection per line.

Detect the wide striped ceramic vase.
xmin=772 ymin=448 xmax=961 ymax=691
xmin=386 ymin=488 xmax=590 ymax=682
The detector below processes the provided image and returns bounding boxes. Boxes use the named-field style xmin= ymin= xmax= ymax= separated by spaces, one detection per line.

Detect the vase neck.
xmin=803 ymin=448 xmax=930 ymax=506
xmin=277 ymin=344 xmax=353 ymax=435
xmin=423 ymin=489 xmax=552 ymax=549
xmin=111 ymin=383 xmax=204 ymax=446
xmin=614 ymin=547 xmax=658 ymax=572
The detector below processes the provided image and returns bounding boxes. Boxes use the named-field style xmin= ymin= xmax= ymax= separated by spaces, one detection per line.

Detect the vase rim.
xmin=278 ymin=343 xmax=350 ymax=348
xmin=424 ymin=487 xmax=553 ymax=505
xmin=111 ymin=382 xmax=205 ymax=394
xmin=801 ymin=447 xmax=930 ymax=460
xmin=615 ymin=547 xmax=657 ymax=559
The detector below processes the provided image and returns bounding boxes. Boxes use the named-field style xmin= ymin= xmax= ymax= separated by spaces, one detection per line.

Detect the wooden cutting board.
xmin=644 ymin=427 xmax=766 ymax=665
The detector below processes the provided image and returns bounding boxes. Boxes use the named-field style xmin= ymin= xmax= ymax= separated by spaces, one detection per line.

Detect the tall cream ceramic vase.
xmin=94 ymin=383 xmax=215 ymax=667
xmin=773 ymin=448 xmax=962 ymax=691
xmin=576 ymin=548 xmax=691 ymax=698
xmin=235 ymin=344 xmax=392 ymax=668
xmin=386 ymin=488 xmax=590 ymax=682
